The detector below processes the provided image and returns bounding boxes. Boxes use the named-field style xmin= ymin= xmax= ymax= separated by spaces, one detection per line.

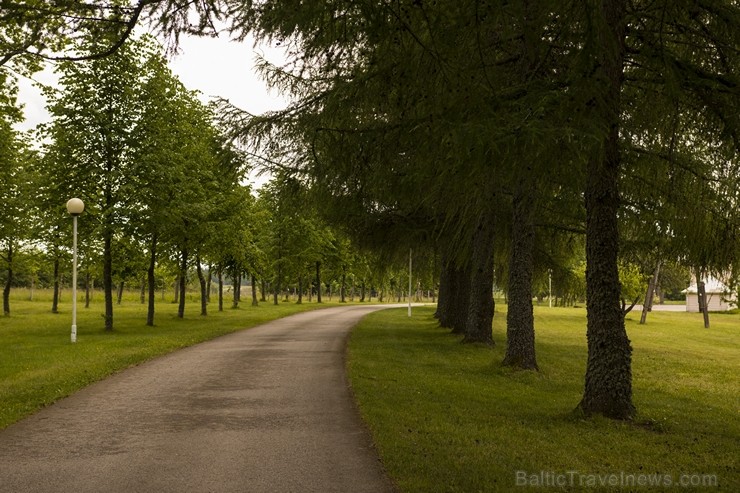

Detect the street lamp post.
xmin=66 ymin=198 xmax=84 ymax=343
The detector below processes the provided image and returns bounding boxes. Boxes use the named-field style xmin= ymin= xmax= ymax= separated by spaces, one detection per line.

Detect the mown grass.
xmin=348 ymin=305 xmax=739 ymax=492
xmin=0 ymin=289 xmax=349 ymax=430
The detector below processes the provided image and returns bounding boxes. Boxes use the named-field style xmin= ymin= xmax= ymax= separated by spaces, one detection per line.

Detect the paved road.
xmin=0 ymin=305 xmax=399 ymax=493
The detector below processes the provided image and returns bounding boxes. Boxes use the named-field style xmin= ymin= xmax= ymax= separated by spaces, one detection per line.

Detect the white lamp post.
xmin=66 ymin=198 xmax=84 ymax=343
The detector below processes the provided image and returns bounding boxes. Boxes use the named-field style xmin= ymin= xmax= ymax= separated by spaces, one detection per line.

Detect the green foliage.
xmin=619 ymin=261 xmax=648 ymax=307
xmin=0 ymin=0 xmax=151 ymax=72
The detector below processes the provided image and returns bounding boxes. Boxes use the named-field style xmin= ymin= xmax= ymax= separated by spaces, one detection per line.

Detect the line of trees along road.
xmin=1 ymin=34 xmax=438 ymax=327
xmin=1 ymin=1 xmax=739 ymax=422
xmin=187 ymin=0 xmax=738 ymax=420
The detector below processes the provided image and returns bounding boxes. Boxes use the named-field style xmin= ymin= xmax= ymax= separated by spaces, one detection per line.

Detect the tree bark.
xmin=103 ymin=226 xmax=113 ymax=330
xmin=206 ymin=264 xmax=212 ymax=303
xmin=3 ymin=242 xmax=12 ymax=316
xmin=52 ymin=254 xmax=60 ymax=314
xmin=449 ymin=263 xmax=472 ymax=334
xmin=315 ymin=261 xmax=322 ymax=303
xmin=696 ymin=269 xmax=710 ymax=328
xmin=297 ymin=275 xmax=303 ymax=304
xmin=196 ymin=254 xmax=207 ymax=316
xmin=463 ymin=214 xmax=495 ymax=345
xmin=578 ymin=0 xmax=634 ymax=420
xmin=117 ymin=281 xmax=124 ymax=304
xmin=85 ymin=271 xmax=91 ymax=308
xmin=503 ymin=184 xmax=538 ymax=370
xmin=435 ymin=257 xmax=452 ymax=323
xmin=340 ymin=267 xmax=346 ymax=303
xmin=218 ymin=267 xmax=224 ymax=312
xmin=273 ymin=266 xmax=281 ymax=305
xmin=639 ymin=260 xmax=661 ymax=325
xmin=146 ymin=234 xmax=157 ymax=326
xmin=173 ymin=274 xmax=180 ymax=304
xmin=177 ymin=244 xmax=188 ymax=318
xmin=251 ymin=274 xmax=258 ymax=306
xmin=232 ymin=267 xmax=240 ymax=309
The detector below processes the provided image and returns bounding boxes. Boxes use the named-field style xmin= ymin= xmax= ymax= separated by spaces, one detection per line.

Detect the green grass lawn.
xmin=348 ymin=305 xmax=739 ymax=492
xmin=0 ymin=289 xmax=347 ymax=430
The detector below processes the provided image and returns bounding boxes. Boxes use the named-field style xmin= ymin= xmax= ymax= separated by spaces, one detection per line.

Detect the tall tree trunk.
xmin=273 ymin=266 xmax=281 ymax=305
xmin=360 ymin=282 xmax=366 ymax=302
xmin=218 ymin=267 xmax=224 ymax=312
xmin=447 ymin=269 xmax=461 ymax=330
xmin=463 ymin=214 xmax=495 ymax=345
xmin=173 ymin=274 xmax=180 ymax=304
xmin=147 ymin=234 xmax=157 ymax=326
xmin=196 ymin=253 xmax=207 ymax=316
xmin=52 ymin=254 xmax=60 ymax=314
xmin=251 ymin=274 xmax=258 ymax=306
xmin=696 ymin=267 xmax=710 ymax=328
xmin=206 ymin=264 xmax=212 ymax=303
xmin=315 ymin=261 xmax=322 ymax=303
xmin=232 ymin=267 xmax=240 ymax=309
xmin=260 ymin=279 xmax=266 ymax=302
xmin=236 ymin=271 xmax=242 ymax=303
xmin=639 ymin=260 xmax=661 ymax=325
xmin=450 ymin=263 xmax=472 ymax=334
xmin=117 ymin=281 xmax=124 ymax=304
xmin=103 ymin=226 xmax=113 ymax=330
xmin=578 ymin=0 xmax=634 ymax=420
xmin=698 ymin=283 xmax=710 ymax=328
xmin=3 ymin=243 xmax=12 ymax=316
xmin=85 ymin=271 xmax=91 ymax=308
xmin=340 ymin=267 xmax=346 ymax=303
xmin=435 ymin=257 xmax=454 ymax=325
xmin=178 ymin=243 xmax=188 ymax=318
xmin=297 ymin=275 xmax=303 ymax=304
xmin=503 ymin=184 xmax=538 ymax=369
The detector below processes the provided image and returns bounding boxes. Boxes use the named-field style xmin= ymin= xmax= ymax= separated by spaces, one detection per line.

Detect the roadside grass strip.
xmin=347 ymin=306 xmax=739 ymax=492
xmin=0 ymin=293 xmax=340 ymax=429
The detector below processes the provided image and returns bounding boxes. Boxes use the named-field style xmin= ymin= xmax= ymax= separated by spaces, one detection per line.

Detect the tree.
xmin=0 ymin=77 xmax=28 ymax=315
xmin=127 ymin=41 xmax=232 ymax=324
xmin=129 ymin=0 xmax=739 ymax=420
xmin=0 ymin=0 xmax=155 ymax=69
xmin=38 ymin=34 xmax=223 ymax=327
xmin=42 ymin=34 xmax=148 ymax=330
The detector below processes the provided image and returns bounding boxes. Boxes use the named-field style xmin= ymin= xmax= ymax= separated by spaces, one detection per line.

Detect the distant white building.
xmin=683 ymin=276 xmax=737 ymax=312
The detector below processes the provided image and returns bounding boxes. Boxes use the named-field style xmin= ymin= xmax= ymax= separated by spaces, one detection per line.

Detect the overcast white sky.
xmin=16 ymin=32 xmax=288 ymax=131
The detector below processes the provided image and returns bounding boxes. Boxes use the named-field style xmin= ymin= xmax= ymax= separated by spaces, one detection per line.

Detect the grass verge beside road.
xmin=348 ymin=306 xmax=739 ymax=492
xmin=0 ymin=292 xmax=334 ymax=430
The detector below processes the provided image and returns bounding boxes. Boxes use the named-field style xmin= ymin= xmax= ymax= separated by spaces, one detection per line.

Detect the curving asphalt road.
xmin=0 ymin=305 xmax=399 ymax=493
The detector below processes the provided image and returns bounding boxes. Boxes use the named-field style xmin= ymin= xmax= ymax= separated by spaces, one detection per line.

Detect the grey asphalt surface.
xmin=0 ymin=305 xmax=400 ymax=493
